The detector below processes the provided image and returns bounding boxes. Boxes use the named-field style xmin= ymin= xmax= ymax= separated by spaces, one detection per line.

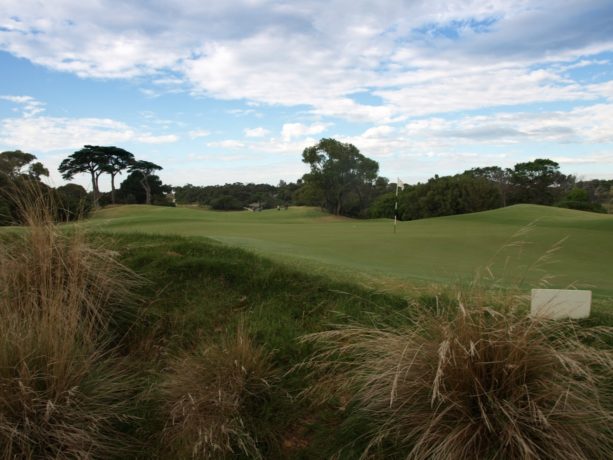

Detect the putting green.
xmin=90 ymin=204 xmax=613 ymax=297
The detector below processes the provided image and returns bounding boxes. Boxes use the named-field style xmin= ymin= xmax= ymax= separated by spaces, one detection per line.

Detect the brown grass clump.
xmin=0 ymin=191 xmax=139 ymax=458
xmin=302 ymin=296 xmax=613 ymax=459
xmin=160 ymin=326 xmax=276 ymax=459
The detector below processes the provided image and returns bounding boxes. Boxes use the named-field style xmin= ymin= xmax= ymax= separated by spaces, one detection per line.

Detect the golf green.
xmin=90 ymin=204 xmax=613 ymax=297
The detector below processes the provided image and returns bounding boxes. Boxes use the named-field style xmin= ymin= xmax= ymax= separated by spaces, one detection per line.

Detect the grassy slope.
xmin=91 ymin=204 xmax=613 ymax=298
xmin=108 ymin=231 xmax=611 ymax=458
xmin=109 ymin=232 xmax=410 ymax=458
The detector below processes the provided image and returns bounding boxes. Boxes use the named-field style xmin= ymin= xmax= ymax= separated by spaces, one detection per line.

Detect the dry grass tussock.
xmin=302 ymin=294 xmax=613 ymax=460
xmin=160 ymin=325 xmax=276 ymax=459
xmin=0 ymin=188 xmax=140 ymax=458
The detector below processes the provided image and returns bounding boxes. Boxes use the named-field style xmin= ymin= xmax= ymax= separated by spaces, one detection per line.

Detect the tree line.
xmin=369 ymin=158 xmax=609 ymax=221
xmin=0 ymin=147 xmax=172 ymax=226
xmin=58 ymin=145 xmax=168 ymax=207
xmin=2 ymin=139 xmax=611 ymax=226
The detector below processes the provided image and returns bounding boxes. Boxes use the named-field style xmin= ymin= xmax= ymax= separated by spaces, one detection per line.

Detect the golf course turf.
xmin=90 ymin=204 xmax=613 ymax=299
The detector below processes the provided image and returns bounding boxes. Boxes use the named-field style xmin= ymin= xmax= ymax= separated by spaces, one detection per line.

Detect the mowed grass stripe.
xmin=90 ymin=204 xmax=613 ymax=297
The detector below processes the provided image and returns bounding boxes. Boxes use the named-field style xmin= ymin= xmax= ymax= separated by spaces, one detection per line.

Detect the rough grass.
xmin=160 ymin=324 xmax=277 ymax=459
xmin=0 ymin=191 xmax=140 ymax=458
xmin=302 ymin=294 xmax=613 ymax=459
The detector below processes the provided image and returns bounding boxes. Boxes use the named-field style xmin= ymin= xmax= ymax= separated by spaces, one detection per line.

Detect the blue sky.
xmin=1 ymin=0 xmax=613 ymax=190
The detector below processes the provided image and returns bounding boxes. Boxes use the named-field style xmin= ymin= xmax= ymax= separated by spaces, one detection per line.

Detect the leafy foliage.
xmin=174 ymin=182 xmax=285 ymax=210
xmin=391 ymin=173 xmax=502 ymax=220
xmin=117 ymin=171 xmax=171 ymax=205
xmin=58 ymin=146 xmax=109 ymax=208
xmin=301 ymin=138 xmax=381 ymax=216
xmin=128 ymin=160 xmax=163 ymax=205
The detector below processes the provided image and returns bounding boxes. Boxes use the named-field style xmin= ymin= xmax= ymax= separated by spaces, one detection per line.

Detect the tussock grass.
xmin=302 ymin=295 xmax=613 ymax=459
xmin=160 ymin=325 xmax=277 ymax=459
xmin=0 ymin=190 xmax=140 ymax=458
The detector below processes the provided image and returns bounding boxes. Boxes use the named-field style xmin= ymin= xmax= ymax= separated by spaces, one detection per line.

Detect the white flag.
xmin=397 ymin=178 xmax=406 ymax=190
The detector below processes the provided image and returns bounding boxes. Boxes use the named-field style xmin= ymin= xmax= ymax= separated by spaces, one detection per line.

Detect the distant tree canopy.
xmin=301 ymin=138 xmax=382 ymax=216
xmin=0 ymin=150 xmax=49 ymax=180
xmin=509 ymin=159 xmax=572 ymax=205
xmin=117 ymin=171 xmax=171 ymax=206
xmin=58 ymin=146 xmax=169 ymax=207
xmin=0 ymin=150 xmax=51 ymax=225
xmin=55 ymin=183 xmax=91 ymax=220
xmin=174 ymin=182 xmax=292 ymax=210
xmin=128 ymin=160 xmax=164 ymax=205
xmin=370 ymin=173 xmax=502 ymax=220
xmin=101 ymin=147 xmax=135 ymax=204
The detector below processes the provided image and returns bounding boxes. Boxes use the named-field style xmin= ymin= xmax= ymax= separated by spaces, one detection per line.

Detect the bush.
xmin=303 ymin=296 xmax=613 ymax=459
xmin=210 ymin=194 xmax=244 ymax=210
xmin=55 ymin=183 xmax=92 ymax=220
xmin=0 ymin=191 xmax=139 ymax=457
xmin=556 ymin=200 xmax=606 ymax=213
xmin=160 ymin=326 xmax=277 ymax=458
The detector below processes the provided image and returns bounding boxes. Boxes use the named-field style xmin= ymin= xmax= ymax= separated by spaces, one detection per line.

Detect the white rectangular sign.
xmin=530 ymin=289 xmax=591 ymax=320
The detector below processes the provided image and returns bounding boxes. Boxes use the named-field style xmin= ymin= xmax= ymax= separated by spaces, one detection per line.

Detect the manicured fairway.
xmin=90 ymin=204 xmax=613 ymax=297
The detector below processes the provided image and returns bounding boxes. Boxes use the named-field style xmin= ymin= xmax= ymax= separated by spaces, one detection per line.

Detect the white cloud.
xmin=2 ymin=1 xmax=611 ymax=124
xmin=189 ymin=129 xmax=211 ymax=138
xmin=404 ymin=103 xmax=613 ymax=145
xmin=281 ymin=122 xmax=329 ymax=141
xmin=1 ymin=95 xmax=46 ymax=117
xmin=244 ymin=127 xmax=269 ymax=137
xmin=137 ymin=134 xmax=179 ymax=144
xmin=206 ymin=139 xmax=245 ymax=149
xmin=0 ymin=115 xmax=178 ymax=151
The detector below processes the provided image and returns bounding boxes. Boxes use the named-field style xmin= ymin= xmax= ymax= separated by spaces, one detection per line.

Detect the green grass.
xmin=108 ymin=232 xmax=612 ymax=458
xmin=107 ymin=232 xmax=411 ymax=458
xmin=90 ymin=204 xmax=613 ymax=298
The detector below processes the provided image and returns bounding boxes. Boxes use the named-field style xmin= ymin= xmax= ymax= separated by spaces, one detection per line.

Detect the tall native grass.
xmin=0 ymin=185 xmax=140 ymax=458
xmin=160 ymin=324 xmax=277 ymax=459
xmin=302 ymin=293 xmax=613 ymax=459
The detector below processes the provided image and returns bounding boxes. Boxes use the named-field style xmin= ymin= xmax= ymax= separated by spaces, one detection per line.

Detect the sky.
xmin=1 ymin=0 xmax=613 ymax=191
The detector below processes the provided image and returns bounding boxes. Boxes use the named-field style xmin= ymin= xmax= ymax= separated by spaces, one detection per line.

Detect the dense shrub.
xmin=210 ymin=194 xmax=244 ymax=210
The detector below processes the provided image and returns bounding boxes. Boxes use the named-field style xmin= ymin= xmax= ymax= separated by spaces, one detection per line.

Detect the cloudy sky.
xmin=1 ymin=0 xmax=613 ymax=189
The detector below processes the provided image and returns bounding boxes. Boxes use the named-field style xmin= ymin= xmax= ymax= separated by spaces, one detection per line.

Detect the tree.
xmin=302 ymin=138 xmax=379 ymax=216
xmin=0 ymin=150 xmax=50 ymax=225
xmin=0 ymin=150 xmax=49 ymax=180
xmin=117 ymin=171 xmax=171 ymax=205
xmin=510 ymin=159 xmax=571 ymax=205
xmin=58 ymin=146 xmax=108 ymax=208
xmin=397 ymin=174 xmax=501 ymax=221
xmin=55 ymin=183 xmax=91 ymax=220
xmin=128 ymin=160 xmax=163 ymax=205
xmin=466 ymin=166 xmax=512 ymax=206
xmin=100 ymin=147 xmax=135 ymax=204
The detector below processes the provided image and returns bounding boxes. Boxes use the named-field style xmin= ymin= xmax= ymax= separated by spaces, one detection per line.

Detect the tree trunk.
xmin=140 ymin=176 xmax=151 ymax=205
xmin=91 ymin=170 xmax=99 ymax=208
xmin=110 ymin=173 xmax=116 ymax=204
